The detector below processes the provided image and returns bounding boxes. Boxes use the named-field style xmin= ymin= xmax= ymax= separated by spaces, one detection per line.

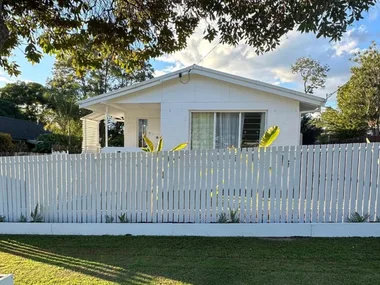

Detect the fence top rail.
xmin=0 ymin=142 xmax=379 ymax=162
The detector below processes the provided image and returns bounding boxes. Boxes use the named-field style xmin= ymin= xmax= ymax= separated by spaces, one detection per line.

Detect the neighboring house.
xmin=79 ymin=65 xmax=325 ymax=153
xmin=0 ymin=116 xmax=49 ymax=151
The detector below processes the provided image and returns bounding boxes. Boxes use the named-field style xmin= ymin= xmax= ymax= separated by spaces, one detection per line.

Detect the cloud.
xmin=154 ymin=21 xmax=372 ymax=106
xmin=331 ymin=25 xmax=368 ymax=56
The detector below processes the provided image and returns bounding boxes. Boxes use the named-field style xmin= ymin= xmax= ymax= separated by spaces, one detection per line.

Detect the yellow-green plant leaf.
xmin=143 ymin=134 xmax=154 ymax=152
xmin=259 ymin=126 xmax=280 ymax=148
xmin=141 ymin=147 xmax=150 ymax=152
xmin=170 ymin=142 xmax=188 ymax=151
xmin=366 ymin=137 xmax=371 ymax=143
xmin=156 ymin=136 xmax=164 ymax=151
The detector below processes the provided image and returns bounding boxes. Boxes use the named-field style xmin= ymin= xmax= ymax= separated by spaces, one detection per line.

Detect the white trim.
xmin=79 ymin=65 xmax=325 ymax=108
xmin=0 ymin=274 xmax=13 ymax=285
xmin=1 ymin=223 xmax=380 ymax=237
xmin=238 ymin=112 xmax=242 ymax=148
xmin=105 ymin=106 xmax=108 ymax=148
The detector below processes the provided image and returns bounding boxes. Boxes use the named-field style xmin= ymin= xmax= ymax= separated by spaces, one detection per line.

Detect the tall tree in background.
xmin=291 ymin=56 xmax=329 ymax=144
xmin=0 ymin=1 xmax=375 ymax=76
xmin=47 ymin=55 xmax=154 ymax=148
xmin=0 ymin=81 xmax=47 ymax=121
xmin=291 ymin=56 xmax=330 ymax=94
xmin=316 ymin=43 xmax=380 ymax=139
xmin=51 ymin=54 xmax=154 ymax=99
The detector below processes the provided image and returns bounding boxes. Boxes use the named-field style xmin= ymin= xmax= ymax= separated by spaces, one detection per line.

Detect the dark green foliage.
xmin=301 ymin=115 xmax=323 ymax=145
xmin=217 ymin=210 xmax=240 ymax=223
xmin=217 ymin=213 xmax=229 ymax=223
xmin=33 ymin=133 xmax=81 ymax=154
xmin=30 ymin=203 xmax=43 ymax=223
xmin=316 ymin=43 xmax=380 ymax=139
xmin=0 ymin=215 xmax=5 ymax=222
xmin=18 ymin=214 xmax=27 ymax=223
xmin=0 ymin=81 xmax=47 ymax=122
xmin=118 ymin=213 xmax=129 ymax=223
xmin=346 ymin=212 xmax=371 ymax=223
xmin=0 ymin=132 xmax=14 ymax=153
xmin=0 ymin=1 xmax=375 ymax=75
xmin=105 ymin=215 xmax=114 ymax=223
xmin=0 ymin=99 xmax=27 ymax=119
xmin=229 ymin=210 xmax=240 ymax=223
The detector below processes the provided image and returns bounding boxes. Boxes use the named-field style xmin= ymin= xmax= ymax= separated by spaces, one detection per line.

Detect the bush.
xmin=0 ymin=132 xmax=14 ymax=153
xmin=34 ymin=133 xmax=81 ymax=154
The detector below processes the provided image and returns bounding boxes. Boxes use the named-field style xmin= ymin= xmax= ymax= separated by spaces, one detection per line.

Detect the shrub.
xmin=118 ymin=213 xmax=129 ymax=223
xmin=217 ymin=210 xmax=240 ymax=223
xmin=18 ymin=213 xmax=27 ymax=222
xmin=34 ymin=133 xmax=81 ymax=154
xmin=217 ymin=213 xmax=229 ymax=223
xmin=105 ymin=215 xmax=114 ymax=223
xmin=31 ymin=203 xmax=44 ymax=222
xmin=0 ymin=132 xmax=14 ymax=153
xmin=0 ymin=215 xmax=6 ymax=222
xmin=347 ymin=212 xmax=371 ymax=223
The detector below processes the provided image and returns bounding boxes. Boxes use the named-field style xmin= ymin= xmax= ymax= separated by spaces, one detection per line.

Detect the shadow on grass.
xmin=0 ymin=235 xmax=247 ymax=285
xmin=0 ymin=239 xmax=154 ymax=284
xmin=2 ymin=235 xmax=380 ymax=285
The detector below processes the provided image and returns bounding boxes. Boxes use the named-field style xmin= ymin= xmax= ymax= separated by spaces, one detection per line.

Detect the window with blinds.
xmin=190 ymin=112 xmax=265 ymax=150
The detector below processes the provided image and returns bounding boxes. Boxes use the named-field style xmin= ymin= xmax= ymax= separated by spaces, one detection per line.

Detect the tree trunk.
xmin=0 ymin=0 xmax=9 ymax=50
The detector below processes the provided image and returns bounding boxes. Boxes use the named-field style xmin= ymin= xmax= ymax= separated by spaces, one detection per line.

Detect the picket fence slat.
xmin=1 ymin=144 xmax=380 ymax=224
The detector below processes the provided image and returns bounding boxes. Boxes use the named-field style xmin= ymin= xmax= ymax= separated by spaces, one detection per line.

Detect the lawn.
xmin=1 ymin=235 xmax=380 ymax=285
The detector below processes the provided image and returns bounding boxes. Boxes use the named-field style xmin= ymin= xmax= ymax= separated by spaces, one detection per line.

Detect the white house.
xmin=79 ymin=65 xmax=325 ymax=153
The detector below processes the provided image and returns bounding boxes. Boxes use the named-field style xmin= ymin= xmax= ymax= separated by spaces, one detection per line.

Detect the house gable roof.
xmin=79 ymin=64 xmax=326 ymax=108
xmin=0 ymin=116 xmax=50 ymax=141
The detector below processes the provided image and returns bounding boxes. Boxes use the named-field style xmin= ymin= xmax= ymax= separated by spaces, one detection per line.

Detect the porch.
xmin=81 ymin=103 xmax=161 ymax=153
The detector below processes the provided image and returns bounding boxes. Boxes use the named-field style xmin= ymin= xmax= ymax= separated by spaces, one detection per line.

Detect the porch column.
xmin=105 ymin=105 xmax=109 ymax=147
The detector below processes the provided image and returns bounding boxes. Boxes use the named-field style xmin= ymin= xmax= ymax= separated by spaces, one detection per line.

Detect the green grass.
xmin=1 ymin=236 xmax=380 ymax=284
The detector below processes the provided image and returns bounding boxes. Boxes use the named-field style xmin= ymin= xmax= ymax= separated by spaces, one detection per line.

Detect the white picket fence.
xmin=0 ymin=143 xmax=379 ymax=224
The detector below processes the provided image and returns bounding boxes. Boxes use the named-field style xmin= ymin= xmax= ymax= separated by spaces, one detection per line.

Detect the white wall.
xmin=115 ymin=75 xmax=300 ymax=149
xmin=123 ymin=108 xmax=161 ymax=147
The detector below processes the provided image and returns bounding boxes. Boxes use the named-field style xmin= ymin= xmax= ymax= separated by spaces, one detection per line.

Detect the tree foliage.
xmin=291 ymin=56 xmax=330 ymax=94
xmin=0 ymin=132 xmax=14 ymax=153
xmin=0 ymin=81 xmax=47 ymax=121
xmin=0 ymin=99 xmax=26 ymax=119
xmin=34 ymin=133 xmax=82 ymax=154
xmin=316 ymin=43 xmax=380 ymax=139
xmin=301 ymin=115 xmax=323 ymax=145
xmin=0 ymin=0 xmax=376 ymax=75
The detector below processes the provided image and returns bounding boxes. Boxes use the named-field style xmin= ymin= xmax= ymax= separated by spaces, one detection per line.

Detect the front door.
xmin=137 ymin=118 xmax=160 ymax=147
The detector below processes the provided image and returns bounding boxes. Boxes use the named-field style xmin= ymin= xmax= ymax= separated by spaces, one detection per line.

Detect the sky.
xmin=1 ymin=4 xmax=380 ymax=108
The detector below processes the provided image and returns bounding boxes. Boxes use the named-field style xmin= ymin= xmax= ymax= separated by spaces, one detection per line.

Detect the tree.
xmin=301 ymin=115 xmax=323 ymax=145
xmin=44 ymin=55 xmax=154 ymax=149
xmin=50 ymin=55 xmax=154 ymax=99
xmin=350 ymin=43 xmax=380 ymax=135
xmin=0 ymin=81 xmax=47 ymax=121
xmin=291 ymin=56 xmax=328 ymax=144
xmin=0 ymin=1 xmax=375 ymax=75
xmin=0 ymin=99 xmax=27 ymax=119
xmin=291 ymin=56 xmax=330 ymax=94
xmin=314 ymin=81 xmax=370 ymax=140
xmin=316 ymin=43 xmax=380 ymax=139
xmin=0 ymin=132 xmax=14 ymax=153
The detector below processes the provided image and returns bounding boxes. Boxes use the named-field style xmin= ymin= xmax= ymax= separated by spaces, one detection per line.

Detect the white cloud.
xmin=332 ymin=25 xmax=368 ymax=56
xmin=154 ymin=21 xmax=371 ymax=106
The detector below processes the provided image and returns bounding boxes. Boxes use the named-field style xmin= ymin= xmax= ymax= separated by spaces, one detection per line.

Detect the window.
xmin=138 ymin=119 xmax=148 ymax=147
xmin=191 ymin=112 xmax=265 ymax=150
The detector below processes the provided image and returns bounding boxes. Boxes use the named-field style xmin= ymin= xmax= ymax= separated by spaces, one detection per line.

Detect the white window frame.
xmin=137 ymin=118 xmax=148 ymax=147
xmin=189 ymin=110 xmax=268 ymax=150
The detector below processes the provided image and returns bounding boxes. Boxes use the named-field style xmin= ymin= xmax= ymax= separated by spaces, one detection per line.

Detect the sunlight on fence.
xmin=0 ymin=143 xmax=379 ymax=223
